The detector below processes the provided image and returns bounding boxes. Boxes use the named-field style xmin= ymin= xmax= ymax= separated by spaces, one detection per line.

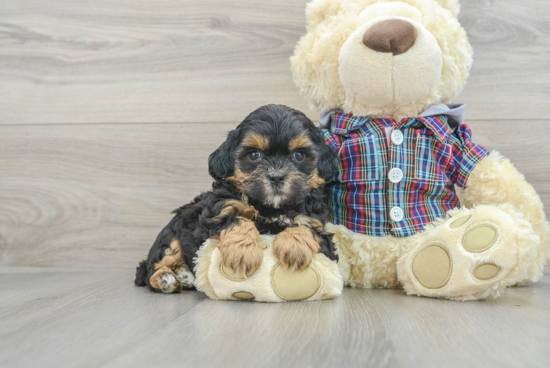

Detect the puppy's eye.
xmin=248 ymin=151 xmax=262 ymax=161
xmin=293 ymin=152 xmax=305 ymax=161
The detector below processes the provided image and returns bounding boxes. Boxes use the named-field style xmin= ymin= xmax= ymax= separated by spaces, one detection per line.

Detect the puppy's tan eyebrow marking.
xmin=289 ymin=133 xmax=313 ymax=151
xmin=242 ymin=133 xmax=269 ymax=150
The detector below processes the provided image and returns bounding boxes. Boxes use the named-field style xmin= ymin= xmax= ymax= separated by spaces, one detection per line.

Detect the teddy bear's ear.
xmin=433 ymin=0 xmax=461 ymax=16
xmin=305 ymin=0 xmax=345 ymax=30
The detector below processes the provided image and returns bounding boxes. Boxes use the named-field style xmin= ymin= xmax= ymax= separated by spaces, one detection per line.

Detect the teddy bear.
xmin=179 ymin=0 xmax=548 ymax=303
xmin=287 ymin=0 xmax=549 ymax=300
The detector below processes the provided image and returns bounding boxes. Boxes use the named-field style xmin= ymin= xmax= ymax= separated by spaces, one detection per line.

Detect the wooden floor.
xmin=0 ymin=266 xmax=549 ymax=368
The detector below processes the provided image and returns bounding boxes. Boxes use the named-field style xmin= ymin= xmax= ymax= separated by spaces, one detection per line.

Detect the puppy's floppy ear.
xmin=317 ymin=141 xmax=338 ymax=181
xmin=208 ymin=130 xmax=239 ymax=180
xmin=311 ymin=129 xmax=338 ymax=181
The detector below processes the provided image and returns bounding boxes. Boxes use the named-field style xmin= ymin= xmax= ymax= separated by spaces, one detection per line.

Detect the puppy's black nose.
xmin=268 ymin=172 xmax=286 ymax=185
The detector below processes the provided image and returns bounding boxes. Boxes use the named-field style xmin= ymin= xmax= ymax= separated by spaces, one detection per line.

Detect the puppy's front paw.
xmin=273 ymin=226 xmax=320 ymax=271
xmin=219 ymin=218 xmax=263 ymax=278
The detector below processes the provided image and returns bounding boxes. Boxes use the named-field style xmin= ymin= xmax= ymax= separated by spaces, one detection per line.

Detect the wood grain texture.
xmin=0 ymin=266 xmax=549 ymax=368
xmin=1 ymin=0 xmax=549 ymax=124
xmin=0 ymin=0 xmax=312 ymax=125
xmin=0 ymin=122 xmax=227 ymax=268
xmin=459 ymin=0 xmax=550 ymax=120
xmin=0 ymin=120 xmax=549 ymax=269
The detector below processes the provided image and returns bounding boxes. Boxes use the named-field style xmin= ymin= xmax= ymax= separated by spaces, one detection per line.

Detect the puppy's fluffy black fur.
xmin=135 ymin=104 xmax=338 ymax=292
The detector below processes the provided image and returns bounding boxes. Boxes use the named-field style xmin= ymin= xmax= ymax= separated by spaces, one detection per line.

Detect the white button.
xmin=390 ymin=207 xmax=404 ymax=222
xmin=388 ymin=168 xmax=403 ymax=183
xmin=391 ymin=130 xmax=404 ymax=145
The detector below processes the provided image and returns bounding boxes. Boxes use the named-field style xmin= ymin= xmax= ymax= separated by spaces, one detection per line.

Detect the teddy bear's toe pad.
xmin=450 ymin=215 xmax=471 ymax=228
xmin=271 ymin=263 xmax=321 ymax=301
xmin=220 ymin=264 xmax=247 ymax=282
xmin=462 ymin=225 xmax=498 ymax=253
xmin=412 ymin=244 xmax=452 ymax=289
xmin=232 ymin=291 xmax=255 ymax=300
xmin=473 ymin=263 xmax=501 ymax=280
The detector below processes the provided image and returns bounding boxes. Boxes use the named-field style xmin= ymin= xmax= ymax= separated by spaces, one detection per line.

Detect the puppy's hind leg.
xmin=149 ymin=238 xmax=194 ymax=293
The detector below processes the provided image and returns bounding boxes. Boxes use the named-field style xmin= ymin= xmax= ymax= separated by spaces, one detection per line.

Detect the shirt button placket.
xmin=388 ymin=129 xmax=404 ymax=226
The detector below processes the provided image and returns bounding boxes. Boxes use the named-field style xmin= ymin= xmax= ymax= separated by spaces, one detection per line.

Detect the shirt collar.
xmin=418 ymin=103 xmax=465 ymax=127
xmin=413 ymin=115 xmax=453 ymax=143
xmin=321 ymin=104 xmax=465 ymax=143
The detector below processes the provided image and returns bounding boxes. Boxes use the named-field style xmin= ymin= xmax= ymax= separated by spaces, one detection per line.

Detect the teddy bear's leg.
xmin=460 ymin=151 xmax=550 ymax=283
xmin=326 ymin=223 xmax=407 ymax=289
xmin=193 ymin=235 xmax=343 ymax=302
xmin=397 ymin=152 xmax=549 ymax=300
xmin=397 ymin=204 xmax=540 ymax=300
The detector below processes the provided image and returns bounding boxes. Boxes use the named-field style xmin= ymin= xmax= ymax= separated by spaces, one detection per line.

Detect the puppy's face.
xmin=209 ymin=105 xmax=337 ymax=208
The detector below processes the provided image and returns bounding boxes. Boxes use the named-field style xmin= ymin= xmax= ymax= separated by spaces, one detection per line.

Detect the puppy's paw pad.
xmin=462 ymin=224 xmax=498 ymax=253
xmin=411 ymin=244 xmax=452 ymax=289
xmin=271 ymin=263 xmax=320 ymax=301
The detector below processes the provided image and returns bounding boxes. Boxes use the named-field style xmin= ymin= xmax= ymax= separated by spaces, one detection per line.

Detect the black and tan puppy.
xmin=134 ymin=104 xmax=338 ymax=293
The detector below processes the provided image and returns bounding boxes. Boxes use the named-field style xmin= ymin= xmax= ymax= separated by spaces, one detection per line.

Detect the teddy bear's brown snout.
xmin=362 ymin=19 xmax=418 ymax=56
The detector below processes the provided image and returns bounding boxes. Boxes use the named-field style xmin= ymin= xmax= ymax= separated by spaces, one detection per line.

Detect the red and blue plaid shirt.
xmin=323 ymin=112 xmax=488 ymax=237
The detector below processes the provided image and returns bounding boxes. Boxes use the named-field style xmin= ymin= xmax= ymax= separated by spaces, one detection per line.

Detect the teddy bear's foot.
xmin=193 ymin=235 xmax=343 ymax=302
xmin=397 ymin=205 xmax=540 ymax=301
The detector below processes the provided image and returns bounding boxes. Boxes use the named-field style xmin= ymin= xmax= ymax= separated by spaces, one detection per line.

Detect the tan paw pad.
xmin=271 ymin=263 xmax=320 ymax=301
xmin=412 ymin=244 xmax=452 ymax=289
xmin=473 ymin=263 xmax=501 ymax=280
xmin=220 ymin=264 xmax=247 ymax=282
xmin=450 ymin=215 xmax=472 ymax=228
xmin=232 ymin=291 xmax=255 ymax=300
xmin=462 ymin=224 xmax=498 ymax=253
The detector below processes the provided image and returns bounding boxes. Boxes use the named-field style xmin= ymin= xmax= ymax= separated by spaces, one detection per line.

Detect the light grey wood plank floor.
xmin=1 ymin=0 xmax=549 ymax=124
xmin=1 ymin=120 xmax=549 ymax=269
xmin=0 ymin=266 xmax=549 ymax=368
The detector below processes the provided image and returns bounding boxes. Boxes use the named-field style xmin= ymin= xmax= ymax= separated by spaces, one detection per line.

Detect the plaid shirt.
xmin=323 ymin=112 xmax=488 ymax=237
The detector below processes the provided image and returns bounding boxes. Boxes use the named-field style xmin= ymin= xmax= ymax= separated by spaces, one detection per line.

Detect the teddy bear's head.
xmin=291 ymin=0 xmax=472 ymax=120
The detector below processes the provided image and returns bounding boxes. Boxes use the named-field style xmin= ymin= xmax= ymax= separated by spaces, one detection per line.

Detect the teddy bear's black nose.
xmin=362 ymin=19 xmax=418 ymax=55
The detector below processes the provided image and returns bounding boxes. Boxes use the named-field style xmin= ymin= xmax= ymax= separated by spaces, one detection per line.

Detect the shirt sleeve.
xmin=448 ymin=124 xmax=489 ymax=189
xmin=322 ymin=128 xmax=343 ymax=153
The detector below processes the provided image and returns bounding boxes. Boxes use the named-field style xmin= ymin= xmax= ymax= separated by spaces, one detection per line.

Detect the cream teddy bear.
xmin=289 ymin=0 xmax=550 ymax=300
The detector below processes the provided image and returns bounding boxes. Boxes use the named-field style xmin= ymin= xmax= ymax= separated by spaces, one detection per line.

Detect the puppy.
xmin=134 ymin=104 xmax=339 ymax=293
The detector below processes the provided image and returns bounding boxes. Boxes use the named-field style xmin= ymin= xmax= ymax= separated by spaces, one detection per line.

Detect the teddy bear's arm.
xmin=461 ymin=151 xmax=550 ymax=278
